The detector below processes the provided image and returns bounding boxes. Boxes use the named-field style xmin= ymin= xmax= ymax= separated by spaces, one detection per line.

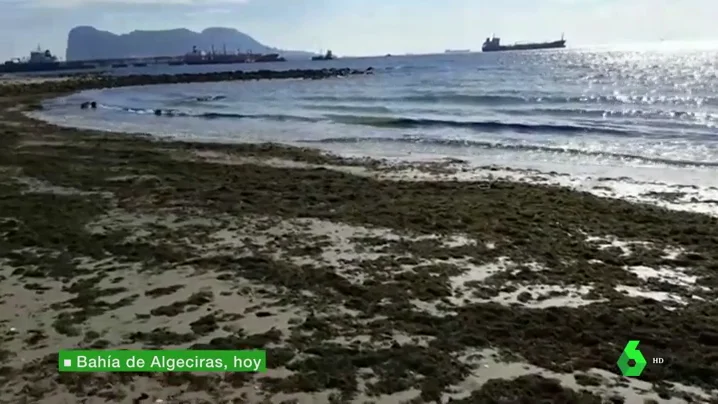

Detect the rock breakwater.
xmin=0 ymin=67 xmax=374 ymax=97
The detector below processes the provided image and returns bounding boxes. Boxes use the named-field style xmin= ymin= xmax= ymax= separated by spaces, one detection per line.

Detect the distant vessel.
xmin=0 ymin=44 xmax=286 ymax=73
xmin=482 ymin=34 xmax=566 ymax=52
xmin=1 ymin=46 xmax=59 ymax=73
xmin=254 ymin=53 xmax=286 ymax=63
xmin=312 ymin=50 xmax=335 ymax=61
xmin=0 ymin=46 xmax=95 ymax=73
xmin=181 ymin=45 xmax=285 ymax=65
xmin=445 ymin=49 xmax=471 ymax=53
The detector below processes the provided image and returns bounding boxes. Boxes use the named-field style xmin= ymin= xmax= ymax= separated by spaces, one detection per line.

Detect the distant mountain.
xmin=65 ymin=26 xmax=315 ymax=61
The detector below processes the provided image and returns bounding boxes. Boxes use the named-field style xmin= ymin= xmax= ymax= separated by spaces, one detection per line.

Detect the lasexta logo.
xmin=617 ymin=340 xmax=647 ymax=377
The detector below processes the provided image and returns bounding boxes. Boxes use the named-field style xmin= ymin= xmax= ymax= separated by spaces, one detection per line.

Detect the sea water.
xmin=35 ymin=48 xmax=718 ymax=215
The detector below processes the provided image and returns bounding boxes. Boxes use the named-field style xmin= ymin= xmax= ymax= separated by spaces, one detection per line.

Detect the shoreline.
xmin=34 ymin=75 xmax=718 ymax=219
xmin=1 ymin=72 xmax=717 ymax=403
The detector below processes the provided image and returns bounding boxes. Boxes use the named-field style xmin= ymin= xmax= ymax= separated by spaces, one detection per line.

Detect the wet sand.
xmin=0 ymin=74 xmax=717 ymax=404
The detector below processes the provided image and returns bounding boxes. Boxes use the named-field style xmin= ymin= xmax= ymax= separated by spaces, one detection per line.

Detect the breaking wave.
xmin=299 ymin=136 xmax=718 ymax=168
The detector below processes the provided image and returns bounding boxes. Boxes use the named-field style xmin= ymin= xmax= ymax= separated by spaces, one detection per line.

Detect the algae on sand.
xmin=1 ymin=74 xmax=718 ymax=403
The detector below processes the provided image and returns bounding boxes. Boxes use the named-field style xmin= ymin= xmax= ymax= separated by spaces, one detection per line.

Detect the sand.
xmin=0 ymin=74 xmax=717 ymax=404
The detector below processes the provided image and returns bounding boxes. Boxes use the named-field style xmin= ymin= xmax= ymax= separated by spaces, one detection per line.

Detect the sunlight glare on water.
xmin=35 ymin=47 xmax=718 ymax=211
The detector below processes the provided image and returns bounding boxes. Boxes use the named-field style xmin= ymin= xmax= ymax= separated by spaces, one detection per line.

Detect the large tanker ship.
xmin=482 ymin=34 xmax=566 ymax=52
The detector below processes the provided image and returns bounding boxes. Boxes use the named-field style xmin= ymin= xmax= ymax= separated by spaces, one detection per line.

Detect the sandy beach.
xmin=1 ymin=73 xmax=717 ymax=404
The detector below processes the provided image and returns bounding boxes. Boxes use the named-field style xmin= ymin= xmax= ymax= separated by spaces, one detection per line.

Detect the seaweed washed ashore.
xmin=0 ymin=70 xmax=717 ymax=404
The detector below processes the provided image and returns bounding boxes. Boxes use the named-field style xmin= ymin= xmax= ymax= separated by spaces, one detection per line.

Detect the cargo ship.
xmin=482 ymin=34 xmax=566 ymax=52
xmin=182 ymin=45 xmax=285 ymax=65
xmin=0 ymin=45 xmax=286 ymax=73
xmin=445 ymin=49 xmax=471 ymax=53
xmin=0 ymin=46 xmax=95 ymax=73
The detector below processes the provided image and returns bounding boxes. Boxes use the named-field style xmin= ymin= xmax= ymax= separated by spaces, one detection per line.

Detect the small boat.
xmin=255 ymin=53 xmax=286 ymax=63
xmin=312 ymin=50 xmax=335 ymax=61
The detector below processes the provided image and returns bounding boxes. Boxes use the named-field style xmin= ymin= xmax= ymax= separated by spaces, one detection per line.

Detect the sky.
xmin=1 ymin=0 xmax=718 ymax=60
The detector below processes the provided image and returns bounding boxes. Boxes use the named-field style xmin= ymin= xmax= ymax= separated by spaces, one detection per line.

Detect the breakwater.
xmin=1 ymin=67 xmax=374 ymax=97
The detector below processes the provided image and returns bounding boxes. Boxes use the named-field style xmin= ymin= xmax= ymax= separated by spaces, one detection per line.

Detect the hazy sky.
xmin=1 ymin=0 xmax=717 ymax=60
